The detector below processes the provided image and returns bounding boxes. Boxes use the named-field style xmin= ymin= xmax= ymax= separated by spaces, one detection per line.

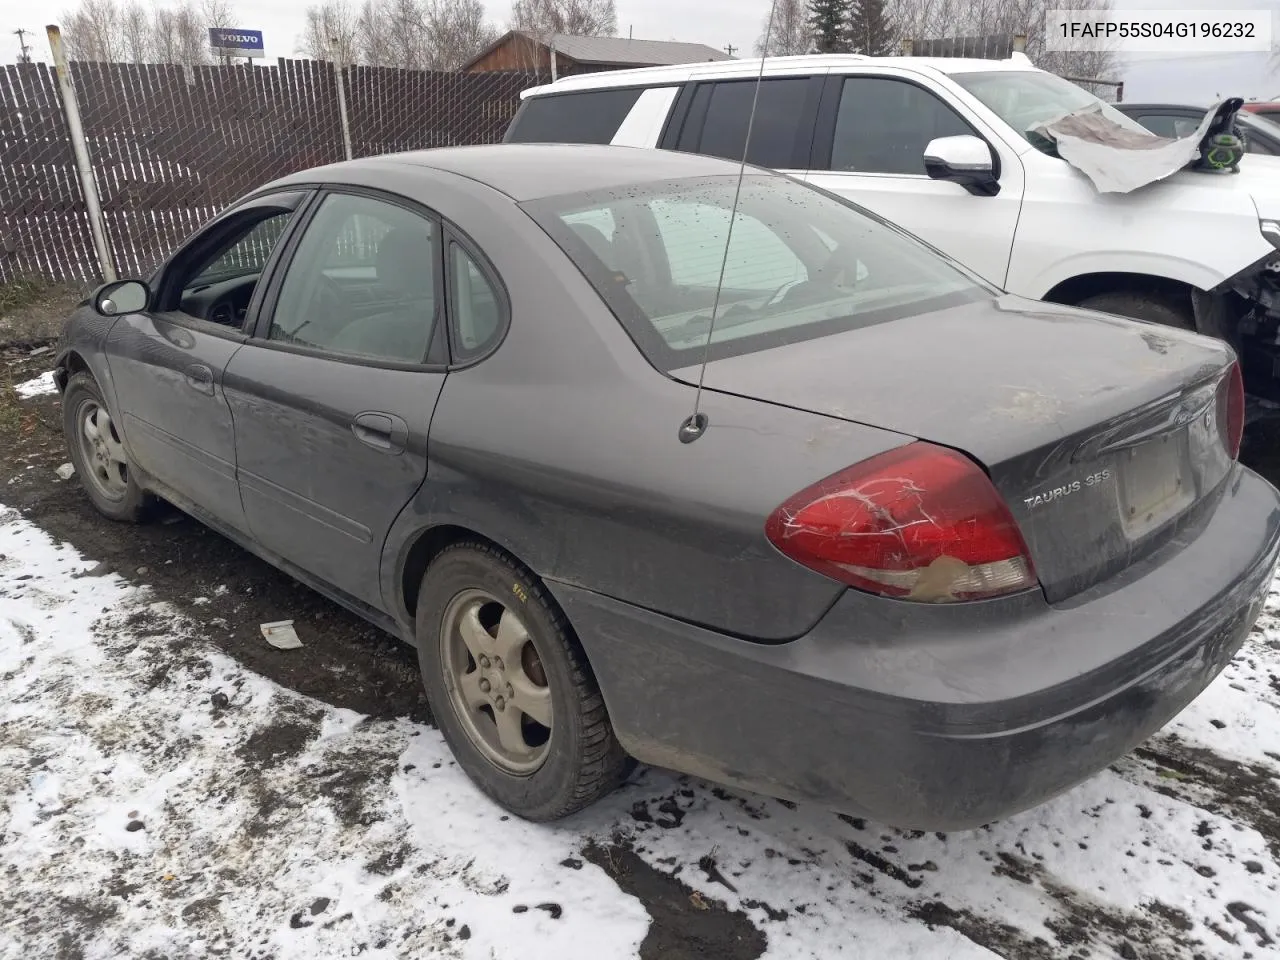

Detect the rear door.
xmin=803 ymin=72 xmax=1024 ymax=288
xmin=222 ymin=188 xmax=448 ymax=609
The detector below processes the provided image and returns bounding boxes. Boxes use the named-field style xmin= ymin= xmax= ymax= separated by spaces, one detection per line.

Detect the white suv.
xmin=506 ymin=54 xmax=1280 ymax=393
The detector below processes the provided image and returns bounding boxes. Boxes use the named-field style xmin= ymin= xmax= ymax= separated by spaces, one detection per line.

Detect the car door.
xmin=802 ymin=73 xmax=1025 ymax=289
xmin=103 ymin=191 xmax=309 ymax=530
xmin=222 ymin=188 xmax=447 ymax=610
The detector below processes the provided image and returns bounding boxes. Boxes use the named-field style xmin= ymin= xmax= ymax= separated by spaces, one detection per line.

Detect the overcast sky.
xmin=2 ymin=0 xmax=1278 ymax=101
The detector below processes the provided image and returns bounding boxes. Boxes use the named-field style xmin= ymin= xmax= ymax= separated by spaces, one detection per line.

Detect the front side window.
xmin=191 ymin=215 xmax=292 ymax=286
xmin=169 ymin=208 xmax=295 ymax=327
xmin=680 ymin=78 xmax=811 ymax=169
xmin=524 ymin=174 xmax=990 ymax=370
xmin=954 ymin=70 xmax=1149 ymax=152
xmin=268 ymin=193 xmax=438 ymax=364
xmin=829 ymin=77 xmax=975 ymax=175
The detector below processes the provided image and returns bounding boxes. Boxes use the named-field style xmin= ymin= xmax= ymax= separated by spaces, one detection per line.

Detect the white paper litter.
xmin=261 ymin=620 xmax=303 ymax=650
xmin=55 ymin=463 xmax=75 ymax=481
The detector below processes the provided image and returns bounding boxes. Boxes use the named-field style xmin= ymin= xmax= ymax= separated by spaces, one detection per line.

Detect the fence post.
xmin=46 ymin=24 xmax=115 ymax=283
xmin=330 ymin=38 xmax=354 ymax=161
xmin=1115 ymin=81 xmax=1124 ymax=103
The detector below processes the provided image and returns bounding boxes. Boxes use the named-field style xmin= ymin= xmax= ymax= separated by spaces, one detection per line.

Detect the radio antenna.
xmin=678 ymin=0 xmax=779 ymax=444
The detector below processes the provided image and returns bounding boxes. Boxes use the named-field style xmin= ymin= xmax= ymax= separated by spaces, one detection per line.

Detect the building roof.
xmin=460 ymin=31 xmax=732 ymax=71
xmin=545 ymin=34 xmax=731 ymax=66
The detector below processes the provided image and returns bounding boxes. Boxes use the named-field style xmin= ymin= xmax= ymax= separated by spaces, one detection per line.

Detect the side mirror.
xmin=93 ymin=279 xmax=150 ymax=317
xmin=923 ymin=135 xmax=1000 ymax=197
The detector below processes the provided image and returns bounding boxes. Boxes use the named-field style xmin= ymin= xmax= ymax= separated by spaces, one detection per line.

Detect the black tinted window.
xmin=505 ymin=88 xmax=643 ymax=144
xmin=681 ymin=78 xmax=811 ymax=168
xmin=829 ymin=77 xmax=974 ymax=174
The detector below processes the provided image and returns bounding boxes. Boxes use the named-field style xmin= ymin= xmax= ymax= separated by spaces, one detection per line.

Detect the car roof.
xmin=520 ymin=53 xmax=1039 ymax=99
xmin=264 ymin=143 xmax=761 ymax=202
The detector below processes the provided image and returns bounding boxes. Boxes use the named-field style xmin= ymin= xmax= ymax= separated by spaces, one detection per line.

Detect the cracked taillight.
xmin=765 ymin=441 xmax=1038 ymax=602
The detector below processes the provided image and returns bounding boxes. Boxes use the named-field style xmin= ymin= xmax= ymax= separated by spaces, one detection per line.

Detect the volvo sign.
xmin=209 ymin=28 xmax=265 ymax=58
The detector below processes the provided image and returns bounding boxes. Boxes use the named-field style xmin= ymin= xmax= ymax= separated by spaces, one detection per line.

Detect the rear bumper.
xmin=550 ymin=466 xmax=1280 ymax=830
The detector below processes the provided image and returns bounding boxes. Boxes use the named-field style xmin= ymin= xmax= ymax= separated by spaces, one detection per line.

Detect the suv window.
xmin=679 ymin=78 xmax=811 ymax=169
xmin=269 ymin=192 xmax=438 ymax=364
xmin=828 ymin=77 xmax=975 ymax=175
xmin=505 ymin=88 xmax=644 ymax=144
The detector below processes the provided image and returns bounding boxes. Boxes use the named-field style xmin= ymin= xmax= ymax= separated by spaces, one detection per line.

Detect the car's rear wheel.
xmin=1076 ymin=290 xmax=1195 ymax=331
xmin=62 ymin=372 xmax=150 ymax=523
xmin=415 ymin=542 xmax=631 ymax=820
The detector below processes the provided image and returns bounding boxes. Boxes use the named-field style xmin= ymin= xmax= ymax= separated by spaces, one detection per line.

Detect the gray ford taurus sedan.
xmin=54 ymin=143 xmax=1280 ymax=828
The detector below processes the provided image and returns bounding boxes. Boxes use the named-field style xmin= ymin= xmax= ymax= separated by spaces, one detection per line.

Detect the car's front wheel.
xmin=62 ymin=372 xmax=150 ymax=523
xmin=415 ymin=542 xmax=632 ymax=821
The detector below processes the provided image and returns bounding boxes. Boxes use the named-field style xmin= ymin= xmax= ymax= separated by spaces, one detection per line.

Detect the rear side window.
xmin=505 ymin=88 xmax=644 ymax=144
xmin=677 ymin=78 xmax=812 ymax=169
xmin=827 ymin=77 xmax=974 ymax=175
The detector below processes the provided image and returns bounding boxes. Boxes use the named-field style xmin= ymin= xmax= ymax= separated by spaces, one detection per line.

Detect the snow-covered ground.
xmin=1 ymin=504 xmax=1278 ymax=959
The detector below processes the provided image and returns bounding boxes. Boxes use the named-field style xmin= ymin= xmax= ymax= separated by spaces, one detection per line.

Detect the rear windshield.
xmin=504 ymin=88 xmax=642 ymax=144
xmin=521 ymin=174 xmax=991 ymax=370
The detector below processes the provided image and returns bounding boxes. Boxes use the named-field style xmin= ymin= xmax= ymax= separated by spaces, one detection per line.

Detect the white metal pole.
xmin=46 ymin=24 xmax=115 ymax=283
xmin=330 ymin=37 xmax=354 ymax=161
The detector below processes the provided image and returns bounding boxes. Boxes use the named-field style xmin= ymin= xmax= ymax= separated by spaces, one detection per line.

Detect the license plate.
xmin=1120 ymin=433 xmax=1193 ymax=537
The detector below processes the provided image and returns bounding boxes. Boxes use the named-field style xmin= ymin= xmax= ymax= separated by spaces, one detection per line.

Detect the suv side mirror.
xmin=923 ymin=135 xmax=1000 ymax=197
xmin=93 ymin=279 xmax=150 ymax=317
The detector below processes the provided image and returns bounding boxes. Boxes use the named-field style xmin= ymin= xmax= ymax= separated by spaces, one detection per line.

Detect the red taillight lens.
xmin=765 ymin=442 xmax=1038 ymax=603
xmin=1217 ymin=361 xmax=1244 ymax=460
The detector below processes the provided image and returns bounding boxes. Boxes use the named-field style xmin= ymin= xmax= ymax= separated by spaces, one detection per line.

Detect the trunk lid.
xmin=672 ymin=295 xmax=1237 ymax=602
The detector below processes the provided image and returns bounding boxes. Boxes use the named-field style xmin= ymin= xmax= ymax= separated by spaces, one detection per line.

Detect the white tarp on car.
xmin=1031 ymin=102 xmax=1229 ymax=195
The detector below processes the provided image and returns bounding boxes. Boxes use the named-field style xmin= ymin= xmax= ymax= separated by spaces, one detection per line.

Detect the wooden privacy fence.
xmin=0 ymin=59 xmax=545 ymax=285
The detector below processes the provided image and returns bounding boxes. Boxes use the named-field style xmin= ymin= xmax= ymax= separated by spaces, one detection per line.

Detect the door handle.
xmin=351 ymin=412 xmax=408 ymax=454
xmin=185 ymin=363 xmax=215 ymax=396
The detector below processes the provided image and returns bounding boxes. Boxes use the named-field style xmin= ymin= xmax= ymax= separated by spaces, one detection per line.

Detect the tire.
xmin=1076 ymin=290 xmax=1196 ymax=331
xmin=415 ymin=542 xmax=632 ymax=821
xmin=61 ymin=372 xmax=150 ymax=523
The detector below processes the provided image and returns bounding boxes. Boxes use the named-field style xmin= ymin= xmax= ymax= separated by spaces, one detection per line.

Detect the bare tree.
xmin=62 ymin=0 xmax=237 ymax=65
xmin=61 ymin=0 xmax=123 ymax=61
xmin=754 ymin=0 xmax=812 ymax=56
xmin=510 ymin=0 xmax=616 ymax=39
xmin=892 ymin=0 xmax=1118 ymax=85
xmin=297 ymin=0 xmax=360 ymax=62
xmin=423 ymin=0 xmax=500 ymax=69
xmin=120 ymin=2 xmax=153 ymax=61
xmin=355 ymin=0 xmax=393 ymax=64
